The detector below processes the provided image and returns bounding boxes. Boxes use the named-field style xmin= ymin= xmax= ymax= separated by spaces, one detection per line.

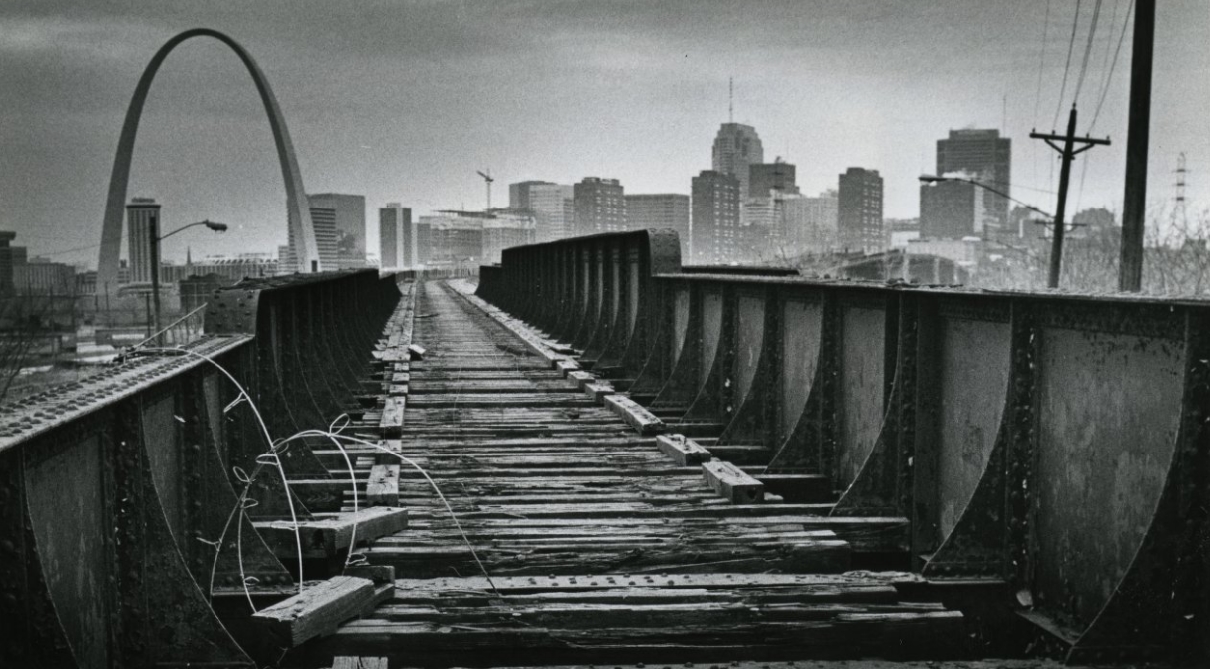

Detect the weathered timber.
xmin=656 ymin=434 xmax=712 ymax=465
xmin=332 ymin=657 xmax=388 ymax=669
xmin=255 ymin=507 xmax=408 ymax=559
xmin=703 ymin=459 xmax=765 ymax=504
xmin=379 ymin=397 xmax=405 ymax=437
xmin=252 ymin=576 xmax=376 ymax=647
xmin=365 ymin=465 xmax=400 ymax=506
xmin=603 ymin=395 xmax=665 ymax=435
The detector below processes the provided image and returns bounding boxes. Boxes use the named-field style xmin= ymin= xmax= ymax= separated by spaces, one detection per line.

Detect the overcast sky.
xmin=1 ymin=0 xmax=1207 ymax=267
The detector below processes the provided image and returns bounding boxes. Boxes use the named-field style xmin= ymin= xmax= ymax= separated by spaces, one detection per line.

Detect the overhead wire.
xmin=1089 ymin=0 xmax=1135 ymax=131
xmin=1073 ymin=0 xmax=1104 ymax=104
xmin=1052 ymin=0 xmax=1083 ymax=129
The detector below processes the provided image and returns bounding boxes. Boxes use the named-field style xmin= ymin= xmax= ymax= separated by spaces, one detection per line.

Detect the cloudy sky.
xmin=1 ymin=0 xmax=1207 ymax=267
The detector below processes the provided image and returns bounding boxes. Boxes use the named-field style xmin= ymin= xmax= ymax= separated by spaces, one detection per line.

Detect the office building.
xmin=838 ymin=168 xmax=884 ymax=252
xmin=937 ymin=129 xmax=1011 ymax=227
xmin=286 ymin=197 xmax=339 ymax=272
xmin=782 ymin=190 xmax=839 ymax=251
xmin=574 ymin=177 xmax=626 ymax=235
xmin=690 ymin=170 xmax=741 ymax=264
xmin=518 ymin=183 xmax=575 ymax=242
xmin=309 ymin=193 xmax=366 ymax=269
xmin=379 ymin=204 xmax=414 ymax=270
xmin=418 ymin=210 xmax=536 ymax=266
xmin=920 ymin=173 xmax=989 ymax=239
xmin=509 ymin=181 xmax=554 ymax=211
xmin=625 ymin=194 xmax=690 ymax=247
xmin=125 ymin=198 xmax=160 ymax=284
xmin=712 ymin=123 xmax=764 ymax=198
xmin=748 ymin=161 xmax=798 ymax=198
xmin=0 ymin=231 xmax=15 ymax=296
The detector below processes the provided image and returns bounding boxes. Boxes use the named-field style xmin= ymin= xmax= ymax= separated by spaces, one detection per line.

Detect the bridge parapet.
xmin=0 ymin=269 xmax=404 ymax=667
xmin=476 ymin=229 xmax=1210 ymax=663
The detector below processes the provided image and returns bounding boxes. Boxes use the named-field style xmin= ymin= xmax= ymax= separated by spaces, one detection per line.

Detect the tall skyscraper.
xmin=518 ymin=183 xmax=575 ymax=242
xmin=936 ymin=129 xmax=1011 ymax=227
xmin=712 ymin=123 xmax=764 ymax=198
xmin=309 ymin=193 xmax=366 ymax=269
xmin=379 ymin=203 xmax=414 ymax=270
xmin=691 ymin=170 xmax=740 ymax=263
xmin=126 ymin=197 xmax=160 ymax=283
xmin=748 ymin=161 xmax=798 ymax=198
xmin=573 ymin=177 xmax=626 ymax=235
xmin=625 ymin=194 xmax=690 ymax=246
xmin=838 ymin=168 xmax=884 ymax=252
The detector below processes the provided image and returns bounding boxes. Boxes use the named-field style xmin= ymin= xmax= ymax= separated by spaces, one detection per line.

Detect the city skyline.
xmin=2 ymin=1 xmax=1208 ymax=267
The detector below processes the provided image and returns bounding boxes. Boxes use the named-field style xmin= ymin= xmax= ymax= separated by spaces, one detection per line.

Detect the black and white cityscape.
xmin=2 ymin=2 xmax=1210 ymax=669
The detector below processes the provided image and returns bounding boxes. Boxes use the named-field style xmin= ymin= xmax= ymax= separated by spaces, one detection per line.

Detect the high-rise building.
xmin=937 ymin=129 xmax=1011 ymax=227
xmin=920 ymin=174 xmax=989 ymax=239
xmin=525 ymin=183 xmax=575 ymax=242
xmin=712 ymin=123 xmax=764 ymax=198
xmin=286 ymin=197 xmax=341 ymax=272
xmin=309 ymin=193 xmax=366 ymax=269
xmin=509 ymin=180 xmax=554 ymax=211
xmin=691 ymin=170 xmax=741 ymax=264
xmin=748 ymin=161 xmax=798 ymax=198
xmin=573 ymin=177 xmax=626 ymax=235
xmin=379 ymin=204 xmax=414 ymax=270
xmin=838 ymin=168 xmax=884 ymax=252
xmin=126 ymin=197 xmax=160 ymax=283
xmin=625 ymin=194 xmax=690 ymax=249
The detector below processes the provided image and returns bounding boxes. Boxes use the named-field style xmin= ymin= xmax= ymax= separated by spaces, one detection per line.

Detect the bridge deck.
xmin=297 ymin=281 xmax=966 ymax=666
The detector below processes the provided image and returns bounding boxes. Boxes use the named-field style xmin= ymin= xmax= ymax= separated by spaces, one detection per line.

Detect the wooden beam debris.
xmin=703 ymin=459 xmax=764 ymax=504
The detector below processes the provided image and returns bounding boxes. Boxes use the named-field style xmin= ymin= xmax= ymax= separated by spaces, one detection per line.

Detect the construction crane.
xmin=476 ymin=169 xmax=494 ymax=212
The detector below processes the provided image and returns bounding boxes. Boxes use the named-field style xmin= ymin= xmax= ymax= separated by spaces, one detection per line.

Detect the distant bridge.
xmin=0 ymin=230 xmax=1206 ymax=668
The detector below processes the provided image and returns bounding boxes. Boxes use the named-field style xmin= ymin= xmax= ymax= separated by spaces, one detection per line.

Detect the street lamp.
xmin=149 ymin=219 xmax=227 ymax=342
xmin=919 ymin=175 xmax=1069 ymax=288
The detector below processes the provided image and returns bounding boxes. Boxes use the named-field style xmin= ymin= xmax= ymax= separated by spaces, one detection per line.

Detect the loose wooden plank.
xmin=332 ymin=657 xmax=388 ymax=669
xmin=407 ymin=344 xmax=426 ymax=360
xmin=252 ymin=575 xmax=375 ymax=647
xmin=380 ymin=397 xmax=405 ymax=437
xmin=584 ymin=381 xmax=617 ymax=402
xmin=366 ymin=464 xmax=400 ymax=506
xmin=567 ymin=370 xmax=595 ymax=389
xmin=703 ymin=459 xmax=765 ymax=504
xmin=655 ymin=434 xmax=711 ymax=466
xmin=255 ymin=507 xmax=408 ymax=559
xmin=603 ymin=395 xmax=665 ymax=435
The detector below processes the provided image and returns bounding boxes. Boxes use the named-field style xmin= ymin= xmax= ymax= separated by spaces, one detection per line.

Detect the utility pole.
xmin=148 ymin=218 xmax=162 ymax=343
xmin=1030 ymin=105 xmax=1111 ymax=288
xmin=1119 ymin=0 xmax=1155 ymax=292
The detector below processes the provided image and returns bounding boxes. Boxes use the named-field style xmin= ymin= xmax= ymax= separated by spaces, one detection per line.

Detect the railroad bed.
xmin=286 ymin=280 xmax=968 ymax=667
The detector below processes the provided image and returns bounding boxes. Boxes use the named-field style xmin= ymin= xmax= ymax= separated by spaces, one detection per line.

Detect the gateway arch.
xmin=97 ymin=28 xmax=320 ymax=289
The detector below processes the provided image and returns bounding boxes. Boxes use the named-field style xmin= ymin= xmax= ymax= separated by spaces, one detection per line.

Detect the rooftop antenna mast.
xmin=476 ymin=169 xmax=494 ymax=212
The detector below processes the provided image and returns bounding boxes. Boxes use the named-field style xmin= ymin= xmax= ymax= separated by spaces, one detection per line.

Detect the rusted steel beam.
xmin=474 ymin=228 xmax=1210 ymax=661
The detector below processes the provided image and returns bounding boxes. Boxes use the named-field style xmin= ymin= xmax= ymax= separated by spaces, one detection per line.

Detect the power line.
xmin=1052 ymin=0 xmax=1083 ymax=129
xmin=1033 ymin=0 xmax=1053 ymax=130
xmin=1033 ymin=0 xmax=1053 ymax=188
xmin=1089 ymin=0 xmax=1121 ymax=115
xmin=1073 ymin=0 xmax=1104 ymax=103
xmin=1089 ymin=0 xmax=1134 ymax=131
